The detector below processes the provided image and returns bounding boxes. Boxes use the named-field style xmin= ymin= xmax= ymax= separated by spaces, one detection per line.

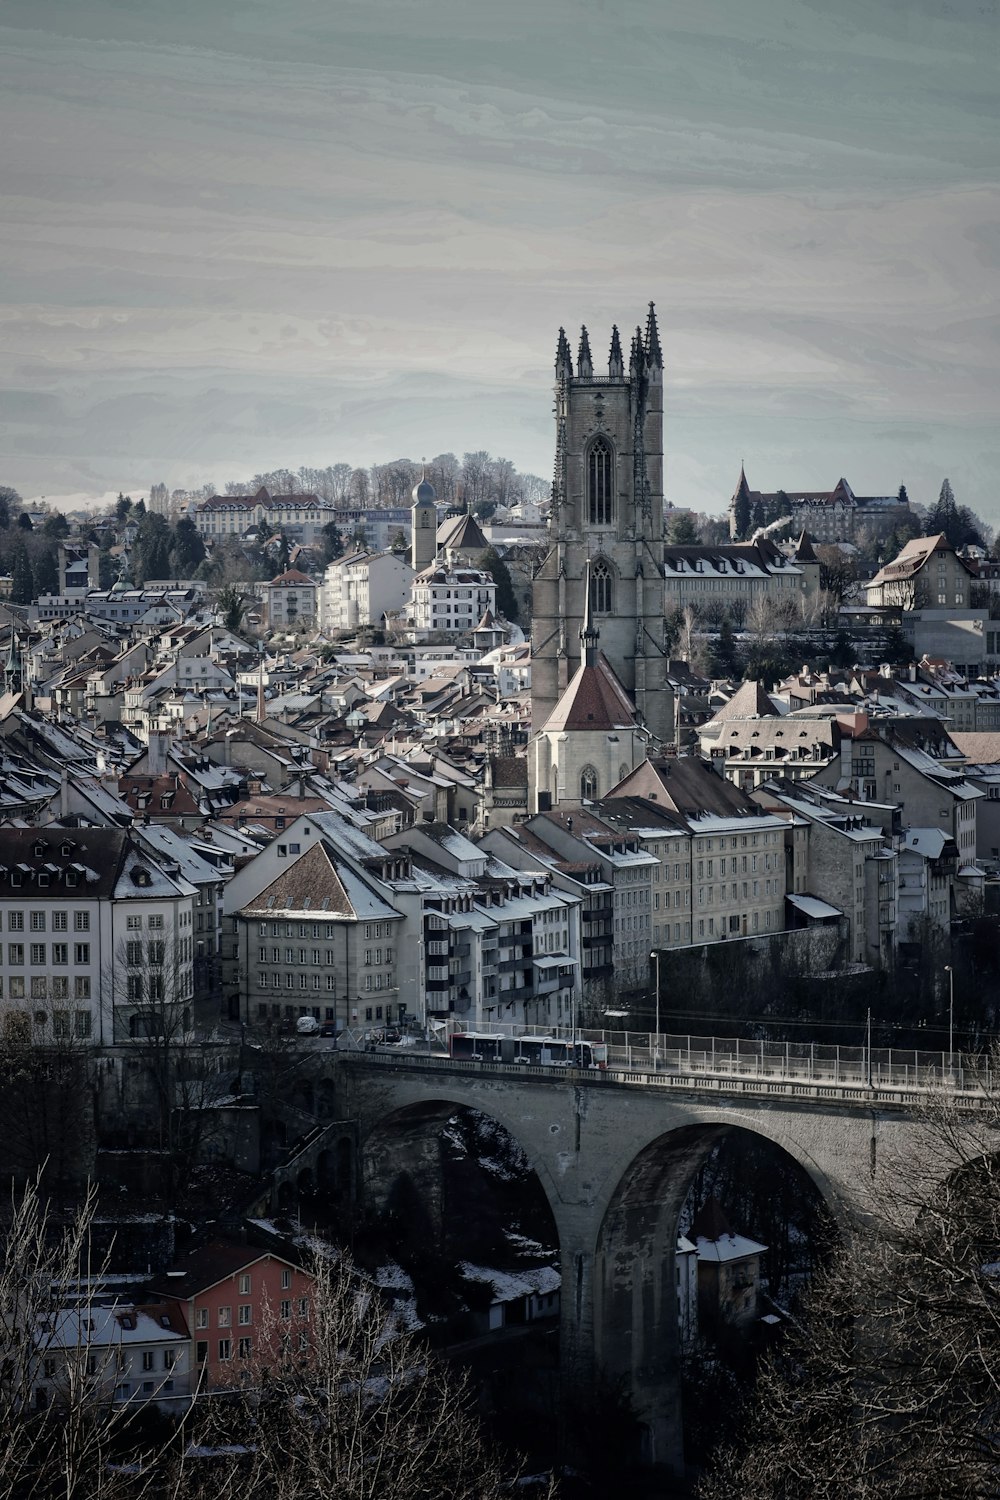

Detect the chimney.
xmin=60 ymin=766 xmax=70 ymax=821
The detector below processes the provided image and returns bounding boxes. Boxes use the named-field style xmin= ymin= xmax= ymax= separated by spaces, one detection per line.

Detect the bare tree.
xmin=699 ymin=1067 xmax=1000 ymax=1498
xmin=0 ymin=999 xmax=94 ymax=1201
xmin=107 ymin=934 xmax=232 ymax=1204
xmin=194 ymin=1250 xmax=535 ymax=1500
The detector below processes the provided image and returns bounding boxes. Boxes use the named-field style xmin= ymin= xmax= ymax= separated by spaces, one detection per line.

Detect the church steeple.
xmin=608 ymin=324 xmax=623 ymax=379
xmin=555 ymin=327 xmax=573 ymax=381
xmin=577 ymin=325 xmax=593 ymax=378
xmin=580 ymin=558 xmax=599 ymax=666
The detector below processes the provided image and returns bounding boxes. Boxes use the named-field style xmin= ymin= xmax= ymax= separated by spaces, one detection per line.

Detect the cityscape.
xmin=1 ymin=3 xmax=998 ymax=1498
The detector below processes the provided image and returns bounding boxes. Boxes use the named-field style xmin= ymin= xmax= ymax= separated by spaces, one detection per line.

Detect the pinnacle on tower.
xmin=580 ymin=558 xmax=599 ymax=664
xmin=644 ymin=301 xmax=662 ymax=368
xmin=577 ymin=325 xmax=593 ymax=377
xmin=608 ymin=324 xmax=623 ymax=378
xmin=629 ymin=326 xmax=644 ymax=376
xmin=555 ymin=327 xmax=573 ymax=380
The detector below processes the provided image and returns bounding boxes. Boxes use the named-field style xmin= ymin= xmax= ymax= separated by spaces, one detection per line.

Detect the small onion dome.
xmin=411 ymin=477 xmax=437 ymax=505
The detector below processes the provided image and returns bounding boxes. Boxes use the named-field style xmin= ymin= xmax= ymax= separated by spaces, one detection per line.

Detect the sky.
xmin=1 ymin=0 xmax=998 ymax=520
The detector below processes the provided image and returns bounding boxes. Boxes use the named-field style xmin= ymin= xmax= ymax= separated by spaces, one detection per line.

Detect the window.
xmin=31 ymin=977 xmax=46 ymax=999
xmin=8 ymin=912 xmax=23 ymax=932
xmin=297 ymin=1297 xmax=309 ymax=1319
xmin=238 ymin=1337 xmax=252 ymax=1360
xmin=53 ymin=911 xmax=67 ymax=932
xmin=281 ymin=1269 xmax=291 ymax=1290
xmin=580 ymin=766 xmax=598 ymax=800
xmin=218 ymin=1339 xmax=231 ymax=1362
xmin=74 ymin=1011 xmax=91 ymax=1038
xmin=239 ymin=1273 xmax=251 ymax=1294
xmin=7 ymin=944 xmax=23 ymax=966
xmin=148 ymin=914 xmax=163 ymax=930
xmin=588 ymin=438 xmax=614 ymax=526
xmin=127 ymin=915 xmax=141 ymax=930
xmin=142 ymin=1351 xmax=154 ymax=1372
xmin=163 ymin=1350 xmax=175 ymax=1369
xmin=29 ymin=912 xmax=45 ymax=932
xmin=74 ymin=943 xmax=90 ymax=965
xmin=196 ymin=1308 xmax=208 ymax=1329
xmin=30 ymin=944 xmax=45 ymax=966
xmin=238 ymin=1305 xmax=252 ymax=1325
xmin=218 ymin=1306 xmax=231 ymax=1327
xmin=592 ymin=557 xmax=615 ymax=616
xmin=280 ymin=1299 xmax=291 ymax=1320
xmin=74 ymin=912 xmax=89 ymax=932
xmin=53 ymin=1010 xmax=70 ymax=1038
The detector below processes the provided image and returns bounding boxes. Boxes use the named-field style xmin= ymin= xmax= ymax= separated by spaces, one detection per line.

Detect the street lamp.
xmin=649 ymin=950 xmax=660 ymax=1071
xmin=944 ymin=964 xmax=954 ymax=1080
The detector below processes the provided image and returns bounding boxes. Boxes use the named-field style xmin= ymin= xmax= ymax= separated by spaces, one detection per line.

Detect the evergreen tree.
xmin=926 ymin=477 xmax=958 ymax=542
xmin=10 ymin=544 xmax=33 ymax=604
xmin=750 ymin=501 xmax=765 ymax=535
xmin=320 ymin=521 xmax=344 ymax=563
xmin=707 ymin=619 xmax=740 ymax=678
xmin=478 ymin=547 xmax=519 ymax=622
xmin=16 ymin=512 xmax=32 ymax=532
xmin=170 ymin=515 xmax=206 ymax=576
xmin=41 ymin=512 xmax=69 ymax=538
xmin=666 ymin=511 xmax=701 ymax=545
xmin=732 ymin=489 xmax=751 ymax=541
xmin=275 ymin=534 xmax=292 ymax=573
xmin=33 ymin=547 xmax=58 ymax=596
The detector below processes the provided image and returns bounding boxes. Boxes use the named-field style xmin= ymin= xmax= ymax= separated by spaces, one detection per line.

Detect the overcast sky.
xmin=1 ymin=0 xmax=997 ymax=519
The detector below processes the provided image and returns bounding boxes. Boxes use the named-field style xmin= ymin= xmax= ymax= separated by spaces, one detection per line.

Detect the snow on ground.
xmin=457 ymin=1261 xmax=561 ymax=1302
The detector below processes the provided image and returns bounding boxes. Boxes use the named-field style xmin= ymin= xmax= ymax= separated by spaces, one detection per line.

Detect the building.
xmin=690 ymin=1198 xmax=768 ymax=1333
xmin=661 ymin=536 xmax=816 ymax=617
xmin=0 ymin=827 xmax=197 ymax=1046
xmin=531 ymin=309 xmax=673 ymax=742
xmin=531 ymin=586 xmax=649 ymax=811
xmin=320 ymin=549 xmax=413 ymax=634
xmin=865 ymin=533 xmax=974 ymax=610
xmin=192 ymin=488 xmax=337 ymax=544
xmin=728 ymin=468 xmax=912 ymax=543
xmin=409 ymin=563 xmax=496 ymax=640
xmin=153 ymin=1241 xmax=314 ymax=1392
xmin=264 ymin=569 xmax=317 ymax=631
xmin=30 ymin=1300 xmax=191 ymax=1412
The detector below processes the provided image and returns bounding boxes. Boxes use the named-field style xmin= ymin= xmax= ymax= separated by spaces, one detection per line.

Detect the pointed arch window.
xmin=588 ymin=439 xmax=614 ymax=526
xmin=591 ymin=559 xmax=614 ymax=615
xmin=580 ymin=766 xmax=599 ymax=801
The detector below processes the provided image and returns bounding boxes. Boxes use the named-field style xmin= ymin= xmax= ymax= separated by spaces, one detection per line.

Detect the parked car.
xmin=295 ymin=1015 xmax=320 ymax=1036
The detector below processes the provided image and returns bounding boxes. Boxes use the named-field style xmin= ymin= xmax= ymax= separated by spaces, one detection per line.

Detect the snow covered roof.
xmin=786 ymin=892 xmax=842 ymax=920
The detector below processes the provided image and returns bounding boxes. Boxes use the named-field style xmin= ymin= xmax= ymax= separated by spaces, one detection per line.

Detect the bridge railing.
xmin=386 ymin=1019 xmax=995 ymax=1095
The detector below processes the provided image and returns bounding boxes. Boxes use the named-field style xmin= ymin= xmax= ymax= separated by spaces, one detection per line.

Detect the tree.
xmin=16 ymin=512 xmax=32 ymax=532
xmin=732 ymin=489 xmax=751 ymax=542
xmin=169 ymin=515 xmax=205 ymax=576
xmin=699 ymin=1076 xmax=1000 ymax=1499
xmin=666 ymin=511 xmax=701 ymax=546
xmin=320 ymin=521 xmax=344 ymax=564
xmin=10 ymin=543 xmax=33 ymax=604
xmin=31 ymin=546 xmax=58 ymax=598
xmin=216 ymin=582 xmax=252 ymax=634
xmin=194 ymin=1249 xmax=524 ymax=1500
xmin=275 ymin=533 xmax=292 ymax=573
xmin=108 ymin=931 xmax=228 ymax=1205
xmin=897 ymin=483 xmax=910 ymax=506
xmin=0 ymin=486 xmax=21 ymax=530
xmin=478 ymin=547 xmax=519 ymax=622
xmin=390 ymin=529 xmax=408 ymax=554
xmin=41 ymin=512 xmax=69 ymax=538
xmin=0 ymin=999 xmax=94 ymax=1202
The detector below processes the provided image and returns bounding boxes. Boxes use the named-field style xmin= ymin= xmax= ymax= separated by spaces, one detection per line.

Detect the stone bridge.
xmin=333 ymin=1049 xmax=978 ymax=1476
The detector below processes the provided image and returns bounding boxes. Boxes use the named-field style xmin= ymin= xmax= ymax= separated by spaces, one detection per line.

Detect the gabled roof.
xmin=269 ymin=568 xmax=315 ymax=586
xmin=153 ymin=1241 xmax=303 ymax=1298
xmin=705 ymin=678 xmax=781 ymax=727
xmin=437 ymin=511 xmax=488 ymax=555
xmin=540 ymin=651 xmax=639 ymax=733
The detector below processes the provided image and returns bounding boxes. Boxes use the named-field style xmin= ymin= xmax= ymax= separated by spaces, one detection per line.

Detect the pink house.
xmin=153 ymin=1240 xmax=315 ymax=1390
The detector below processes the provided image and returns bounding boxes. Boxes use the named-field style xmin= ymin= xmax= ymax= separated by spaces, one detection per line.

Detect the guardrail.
xmin=336 ymin=1022 xmax=997 ymax=1102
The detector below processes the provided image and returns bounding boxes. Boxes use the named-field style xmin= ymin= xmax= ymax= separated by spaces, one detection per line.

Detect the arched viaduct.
xmin=333 ymin=1050 xmax=957 ymax=1475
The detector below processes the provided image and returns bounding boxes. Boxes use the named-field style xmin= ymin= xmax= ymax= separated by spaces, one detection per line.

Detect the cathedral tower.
xmin=531 ymin=305 xmax=672 ymax=743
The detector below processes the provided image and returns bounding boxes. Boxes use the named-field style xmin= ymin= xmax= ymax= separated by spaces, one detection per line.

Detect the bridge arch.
xmin=588 ymin=1117 xmax=838 ymax=1473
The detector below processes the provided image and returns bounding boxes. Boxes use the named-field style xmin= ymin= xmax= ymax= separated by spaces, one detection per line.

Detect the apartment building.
xmin=0 ymin=828 xmax=197 ymax=1046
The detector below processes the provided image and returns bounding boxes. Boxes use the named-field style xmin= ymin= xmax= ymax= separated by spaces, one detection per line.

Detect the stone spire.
xmin=629 ymin=325 xmax=644 ymax=377
xmin=644 ymin=301 xmax=662 ymax=368
xmin=580 ymin=558 xmax=599 ymax=666
xmin=555 ymin=326 xmax=573 ymax=381
xmin=577 ymin=325 xmax=593 ymax=377
xmin=608 ymin=324 xmax=623 ymax=378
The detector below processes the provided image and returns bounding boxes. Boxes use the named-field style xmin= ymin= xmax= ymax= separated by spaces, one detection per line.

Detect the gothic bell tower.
xmin=531 ymin=305 xmax=672 ymax=744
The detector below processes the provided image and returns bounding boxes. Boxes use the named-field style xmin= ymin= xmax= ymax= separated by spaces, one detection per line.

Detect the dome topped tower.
xmin=410 ymin=472 xmax=437 ymax=571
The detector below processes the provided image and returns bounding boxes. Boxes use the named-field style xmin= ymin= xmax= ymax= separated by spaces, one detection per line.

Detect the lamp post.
xmin=944 ymin=964 xmax=954 ymax=1080
xmin=649 ymin=950 xmax=660 ymax=1071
